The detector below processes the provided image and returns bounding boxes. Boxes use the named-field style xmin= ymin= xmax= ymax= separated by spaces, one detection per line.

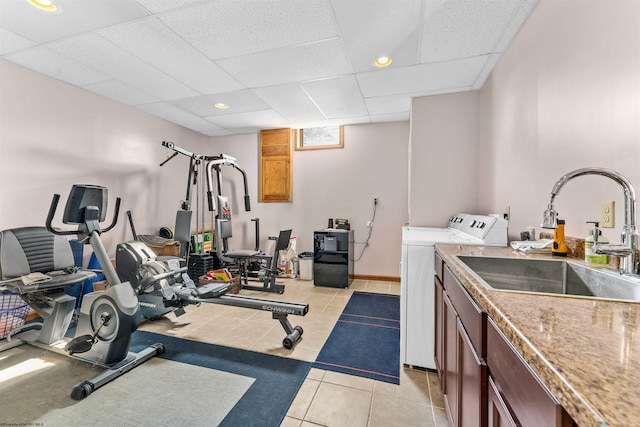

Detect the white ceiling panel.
xmin=253 ymin=84 xmax=326 ymax=123
xmin=5 ymin=46 xmax=109 ymax=86
xmin=371 ymin=112 xmax=411 ymax=123
xmin=204 ymin=110 xmax=287 ymax=130
xmin=217 ymin=39 xmax=353 ymax=88
xmin=420 ymin=0 xmax=524 ymax=63
xmin=84 ymin=80 xmax=159 ymax=105
xmin=0 ymin=28 xmax=35 ymax=55
xmin=137 ymin=102 xmax=225 ymax=132
xmin=159 ymin=0 xmax=338 ymax=60
xmin=170 ymin=90 xmax=270 ymax=117
xmin=301 ymin=76 xmax=367 ymax=120
xmin=492 ymin=0 xmax=539 ymax=52
xmin=0 ymin=0 xmax=149 ymax=43
xmin=48 ymin=33 xmax=198 ymax=101
xmin=357 ymin=55 xmax=489 ymax=97
xmin=365 ymin=95 xmax=413 ymax=116
xmin=330 ymin=0 xmax=423 ymax=72
xmin=98 ymin=17 xmax=244 ymax=95
xmin=0 ymin=0 xmax=539 ymax=135
xmin=135 ymin=0 xmax=203 ymax=14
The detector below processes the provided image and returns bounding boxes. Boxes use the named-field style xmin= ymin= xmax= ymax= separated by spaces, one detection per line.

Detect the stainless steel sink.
xmin=455 ymin=256 xmax=640 ymax=303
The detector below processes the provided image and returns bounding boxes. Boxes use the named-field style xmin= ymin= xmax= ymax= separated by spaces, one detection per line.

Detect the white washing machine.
xmin=400 ymin=214 xmax=508 ymax=369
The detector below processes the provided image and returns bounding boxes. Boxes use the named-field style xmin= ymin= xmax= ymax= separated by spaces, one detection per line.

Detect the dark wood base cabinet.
xmin=436 ymin=256 xmax=487 ymax=427
xmin=435 ymin=254 xmax=575 ymax=427
xmin=487 ymin=319 xmax=573 ymax=427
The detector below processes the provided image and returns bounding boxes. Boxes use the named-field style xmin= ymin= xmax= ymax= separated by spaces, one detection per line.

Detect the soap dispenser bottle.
xmin=552 ymin=219 xmax=569 ymax=257
xmin=585 ymin=221 xmax=609 ymax=267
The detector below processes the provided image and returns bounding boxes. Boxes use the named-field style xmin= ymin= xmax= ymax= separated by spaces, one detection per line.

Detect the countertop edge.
xmin=435 ymin=243 xmax=613 ymax=427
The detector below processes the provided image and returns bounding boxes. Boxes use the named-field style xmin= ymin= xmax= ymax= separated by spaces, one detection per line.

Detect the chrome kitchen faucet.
xmin=541 ymin=167 xmax=639 ymax=275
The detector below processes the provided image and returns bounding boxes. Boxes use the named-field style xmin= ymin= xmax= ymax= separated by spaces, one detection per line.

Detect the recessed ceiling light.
xmin=374 ymin=56 xmax=392 ymax=67
xmin=214 ymin=103 xmax=229 ymax=110
xmin=27 ymin=0 xmax=59 ymax=12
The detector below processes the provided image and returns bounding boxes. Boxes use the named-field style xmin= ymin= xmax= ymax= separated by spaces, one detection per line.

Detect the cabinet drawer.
xmin=435 ymin=251 xmax=443 ymax=283
xmin=443 ymin=265 xmax=486 ymax=357
xmin=487 ymin=319 xmax=565 ymax=427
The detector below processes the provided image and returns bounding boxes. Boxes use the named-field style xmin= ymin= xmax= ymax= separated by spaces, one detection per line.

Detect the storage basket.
xmin=199 ymin=274 xmax=241 ymax=294
xmin=0 ymin=292 xmax=30 ymax=340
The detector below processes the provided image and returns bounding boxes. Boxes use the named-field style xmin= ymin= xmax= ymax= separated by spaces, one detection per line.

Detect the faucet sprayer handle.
xmin=541 ymin=206 xmax=558 ymax=229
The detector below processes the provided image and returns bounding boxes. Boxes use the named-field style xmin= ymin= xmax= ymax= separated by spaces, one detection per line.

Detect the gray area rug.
xmin=0 ymin=345 xmax=253 ymax=426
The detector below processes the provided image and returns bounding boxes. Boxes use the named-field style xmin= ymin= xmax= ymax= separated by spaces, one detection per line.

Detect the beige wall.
xmin=409 ymin=91 xmax=480 ymax=226
xmin=479 ymin=0 xmax=640 ymax=242
xmin=210 ymin=122 xmax=410 ymax=277
xmin=408 ymin=0 xmax=639 ymax=245
xmin=0 ymin=59 xmax=408 ymax=276
xmin=0 ymin=59 xmax=210 ymax=254
xmin=3 ymin=0 xmax=638 ymax=275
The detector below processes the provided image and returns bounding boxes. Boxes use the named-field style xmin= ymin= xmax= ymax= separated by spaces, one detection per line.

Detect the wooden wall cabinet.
xmin=259 ymin=128 xmax=292 ymax=202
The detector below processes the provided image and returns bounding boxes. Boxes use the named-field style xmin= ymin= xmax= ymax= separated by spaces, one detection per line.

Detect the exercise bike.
xmin=0 ymin=185 xmax=163 ymax=400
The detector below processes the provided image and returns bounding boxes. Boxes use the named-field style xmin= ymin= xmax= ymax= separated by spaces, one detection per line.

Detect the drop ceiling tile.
xmin=0 ymin=28 xmax=35 ymax=55
xmin=84 ymin=79 xmax=159 ymax=105
xmin=204 ymin=110 xmax=287 ymax=129
xmin=159 ymin=0 xmax=337 ymax=60
xmin=302 ymin=76 xmax=367 ymax=119
xmin=420 ymin=0 xmax=525 ymax=63
xmin=170 ymin=90 xmax=270 ymax=117
xmin=253 ymin=84 xmax=326 ymax=123
xmin=370 ymin=112 xmax=410 ymax=122
xmin=98 ymin=17 xmax=244 ymax=95
xmin=329 ymin=0 xmax=422 ymax=72
xmin=4 ymin=46 xmax=110 ymax=86
xmin=137 ymin=102 xmax=224 ymax=132
xmin=356 ymin=56 xmax=489 ymax=97
xmin=364 ymin=94 xmax=412 ymax=115
xmin=134 ymin=0 xmax=203 ymax=14
xmin=217 ymin=39 xmax=353 ymax=88
xmin=492 ymin=0 xmax=539 ymax=52
xmin=48 ymin=33 xmax=198 ymax=100
xmin=0 ymin=0 xmax=149 ymax=43
xmin=201 ymin=129 xmax=235 ymax=137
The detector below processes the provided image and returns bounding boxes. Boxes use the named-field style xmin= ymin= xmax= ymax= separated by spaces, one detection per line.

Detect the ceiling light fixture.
xmin=374 ymin=56 xmax=392 ymax=67
xmin=26 ymin=0 xmax=58 ymax=12
xmin=214 ymin=103 xmax=229 ymax=110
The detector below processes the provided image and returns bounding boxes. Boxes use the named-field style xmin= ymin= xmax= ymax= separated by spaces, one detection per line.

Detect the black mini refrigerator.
xmin=313 ymin=229 xmax=354 ymax=288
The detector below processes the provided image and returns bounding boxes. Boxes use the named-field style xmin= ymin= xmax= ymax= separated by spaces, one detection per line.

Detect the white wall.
xmin=0 ymin=59 xmax=209 ymax=255
xmin=209 ymin=122 xmax=410 ymax=277
xmin=478 ymin=0 xmax=640 ymax=242
xmin=409 ymin=91 xmax=481 ymax=226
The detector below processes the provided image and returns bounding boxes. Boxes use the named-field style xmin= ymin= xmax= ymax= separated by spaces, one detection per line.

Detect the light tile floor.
xmin=139 ymin=278 xmax=448 ymax=427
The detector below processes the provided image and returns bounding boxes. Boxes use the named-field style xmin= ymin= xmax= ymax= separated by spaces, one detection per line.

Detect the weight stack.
xmin=187 ymin=253 xmax=220 ymax=279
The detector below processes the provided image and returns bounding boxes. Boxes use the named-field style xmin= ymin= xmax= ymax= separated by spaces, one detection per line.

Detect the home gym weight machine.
xmin=160 ymin=140 xmax=288 ymax=293
xmin=108 ymin=141 xmax=307 ymax=348
xmin=0 ymin=184 xmax=164 ymax=400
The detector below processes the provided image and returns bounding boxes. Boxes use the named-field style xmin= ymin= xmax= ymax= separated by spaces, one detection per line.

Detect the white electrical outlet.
xmin=601 ymin=201 xmax=615 ymax=228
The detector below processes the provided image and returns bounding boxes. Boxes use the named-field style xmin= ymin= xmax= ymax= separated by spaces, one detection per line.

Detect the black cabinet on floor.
xmin=313 ymin=229 xmax=354 ymax=288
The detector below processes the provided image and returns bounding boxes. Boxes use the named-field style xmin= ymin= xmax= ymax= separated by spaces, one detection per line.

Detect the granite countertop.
xmin=435 ymin=244 xmax=639 ymax=427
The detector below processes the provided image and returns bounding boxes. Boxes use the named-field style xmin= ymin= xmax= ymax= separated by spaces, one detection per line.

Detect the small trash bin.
xmin=298 ymin=252 xmax=314 ymax=280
